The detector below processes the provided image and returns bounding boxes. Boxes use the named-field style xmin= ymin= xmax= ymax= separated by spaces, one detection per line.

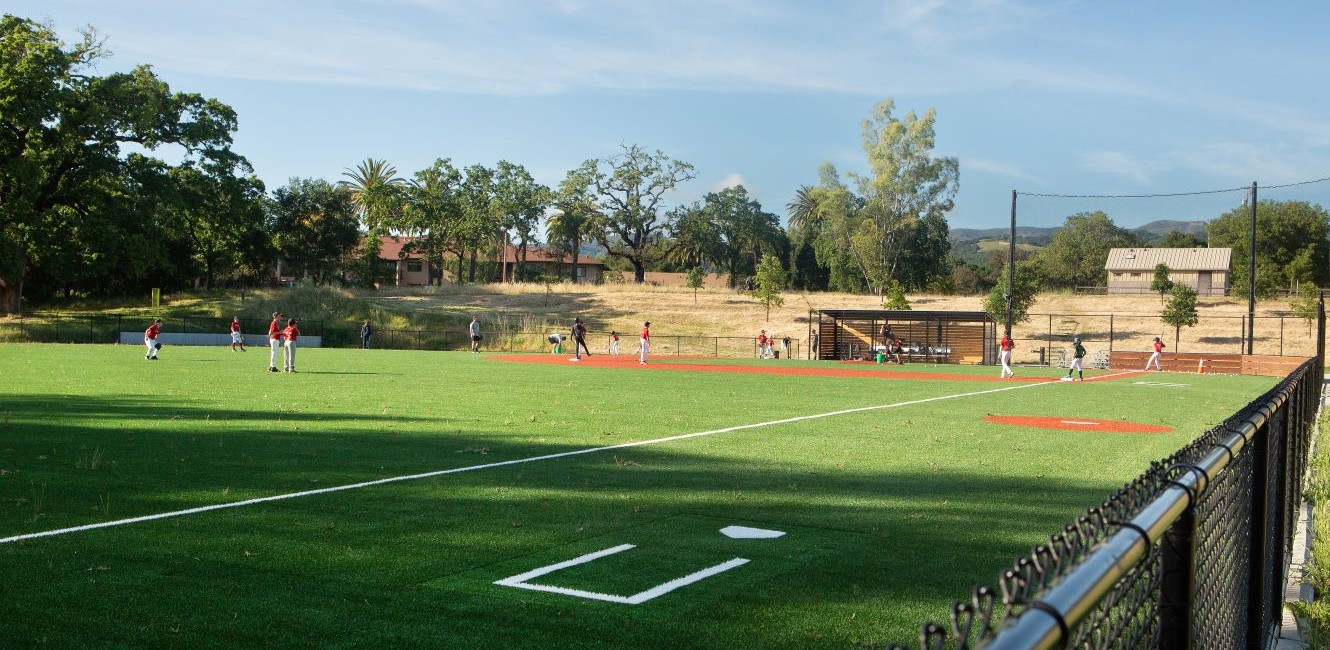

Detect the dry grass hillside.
xmin=360 ymin=282 xmax=1322 ymax=361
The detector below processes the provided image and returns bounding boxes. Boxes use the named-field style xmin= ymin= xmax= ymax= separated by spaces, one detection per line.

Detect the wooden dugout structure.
xmin=808 ymin=310 xmax=998 ymax=364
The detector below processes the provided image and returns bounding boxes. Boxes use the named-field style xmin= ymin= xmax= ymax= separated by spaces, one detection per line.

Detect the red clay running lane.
xmin=488 ymin=354 xmax=1093 ymax=383
xmin=983 ymin=415 xmax=1173 ymax=433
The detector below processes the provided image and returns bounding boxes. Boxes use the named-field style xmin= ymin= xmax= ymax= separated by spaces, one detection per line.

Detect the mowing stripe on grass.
xmin=0 ymin=370 xmax=1136 ymax=545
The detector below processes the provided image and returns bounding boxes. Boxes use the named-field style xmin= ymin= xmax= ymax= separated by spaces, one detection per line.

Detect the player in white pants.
xmin=267 ymin=311 xmax=284 ymax=372
xmin=639 ymin=321 xmax=651 ymax=364
xmin=999 ymin=332 xmax=1014 ymax=378
xmin=1064 ymin=337 xmax=1086 ymax=381
xmin=1145 ymin=337 xmax=1165 ymax=371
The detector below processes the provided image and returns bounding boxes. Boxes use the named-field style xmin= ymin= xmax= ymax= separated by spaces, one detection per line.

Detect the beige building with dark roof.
xmin=1104 ymin=247 xmax=1232 ymax=296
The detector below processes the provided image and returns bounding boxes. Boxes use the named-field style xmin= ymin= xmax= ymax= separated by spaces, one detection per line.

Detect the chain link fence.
xmin=896 ymin=313 xmax=1324 ymax=649
xmin=0 ymin=313 xmax=800 ymax=359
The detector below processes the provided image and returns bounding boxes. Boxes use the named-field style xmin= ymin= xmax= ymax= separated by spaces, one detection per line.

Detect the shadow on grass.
xmin=0 ymin=392 xmax=1136 ymax=649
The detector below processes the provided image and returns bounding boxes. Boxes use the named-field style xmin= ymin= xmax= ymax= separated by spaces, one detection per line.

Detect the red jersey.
xmin=1000 ymin=335 xmax=1013 ymax=351
xmin=1154 ymin=340 xmax=1165 ymax=353
xmin=145 ymin=323 xmax=160 ymax=339
xmin=231 ymin=319 xmax=241 ymax=333
xmin=757 ymin=334 xmax=767 ymax=345
xmin=611 ymin=333 xmax=619 ymax=341
xmin=282 ymin=325 xmax=299 ymax=342
xmin=641 ymin=326 xmax=650 ymax=340
xmin=268 ymin=318 xmax=282 ymax=339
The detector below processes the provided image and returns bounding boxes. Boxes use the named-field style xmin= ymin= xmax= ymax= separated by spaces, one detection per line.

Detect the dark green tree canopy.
xmin=0 ymin=14 xmax=246 ymax=308
xmin=1034 ymin=211 xmax=1141 ymax=289
xmin=1208 ymin=200 xmax=1330 ymax=297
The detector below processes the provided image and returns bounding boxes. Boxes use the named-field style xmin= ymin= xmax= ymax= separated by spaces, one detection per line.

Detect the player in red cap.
xmin=144 ymin=318 xmax=162 ymax=361
xmin=267 ymin=311 xmax=284 ymax=372
xmin=281 ymin=318 xmax=300 ymax=373
xmin=639 ymin=321 xmax=651 ymax=365
xmin=1145 ymin=336 xmax=1165 ymax=371
xmin=230 ymin=316 xmax=247 ymax=352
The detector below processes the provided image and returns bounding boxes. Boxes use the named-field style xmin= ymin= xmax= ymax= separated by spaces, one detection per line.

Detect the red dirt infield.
xmin=490 ymin=354 xmax=1079 ymax=383
xmin=983 ymin=415 xmax=1173 ymax=433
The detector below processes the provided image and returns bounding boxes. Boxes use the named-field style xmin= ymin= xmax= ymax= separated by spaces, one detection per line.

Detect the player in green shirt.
xmin=1064 ymin=337 xmax=1086 ymax=381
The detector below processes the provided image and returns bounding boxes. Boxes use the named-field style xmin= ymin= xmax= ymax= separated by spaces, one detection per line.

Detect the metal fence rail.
xmin=900 ymin=303 xmax=1326 ymax=649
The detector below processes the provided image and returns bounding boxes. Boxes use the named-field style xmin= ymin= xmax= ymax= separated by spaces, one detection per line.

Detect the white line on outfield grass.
xmin=0 ymin=370 xmax=1137 ymax=545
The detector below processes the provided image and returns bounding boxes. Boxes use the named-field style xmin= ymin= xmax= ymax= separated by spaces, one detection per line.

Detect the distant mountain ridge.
xmin=949 ymin=219 xmax=1208 ymax=243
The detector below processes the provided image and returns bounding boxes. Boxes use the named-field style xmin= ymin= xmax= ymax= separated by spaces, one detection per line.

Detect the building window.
xmin=576 ymin=267 xmax=587 ymax=278
xmin=1113 ymin=272 xmax=1122 ymax=278
xmin=1130 ymin=272 xmax=1141 ymax=278
xmin=381 ymin=260 xmax=398 ymax=275
xmin=407 ymin=259 xmax=422 ymax=273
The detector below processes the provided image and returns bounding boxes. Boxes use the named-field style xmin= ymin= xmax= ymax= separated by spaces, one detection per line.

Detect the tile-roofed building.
xmin=497 ymin=243 xmax=604 ymax=283
xmin=1104 ymin=247 xmax=1232 ymax=296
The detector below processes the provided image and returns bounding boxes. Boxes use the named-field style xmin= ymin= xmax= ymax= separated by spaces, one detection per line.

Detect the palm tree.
xmin=785 ymin=185 xmax=822 ymax=233
xmin=546 ymin=166 xmax=600 ymax=282
xmin=340 ymin=158 xmax=405 ymax=236
xmin=340 ymin=158 xmax=405 ymax=286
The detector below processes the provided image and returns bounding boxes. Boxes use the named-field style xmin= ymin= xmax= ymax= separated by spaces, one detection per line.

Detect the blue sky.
xmin=14 ymin=1 xmax=1330 ymax=229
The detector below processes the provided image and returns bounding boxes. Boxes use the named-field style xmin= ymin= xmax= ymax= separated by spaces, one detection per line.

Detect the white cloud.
xmin=710 ymin=173 xmax=747 ymax=191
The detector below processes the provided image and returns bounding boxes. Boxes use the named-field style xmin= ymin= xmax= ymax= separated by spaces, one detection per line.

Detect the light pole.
xmin=1247 ymin=181 xmax=1257 ymax=355
xmin=1006 ymin=190 xmax=1016 ymax=337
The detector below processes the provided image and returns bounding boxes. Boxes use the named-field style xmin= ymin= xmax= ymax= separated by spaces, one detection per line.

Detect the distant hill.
xmin=949 ymin=226 xmax=1058 ymax=243
xmin=949 ymin=220 xmax=1207 ymax=244
xmin=948 ymin=219 xmax=1209 ymax=267
xmin=1131 ymin=219 xmax=1208 ymax=240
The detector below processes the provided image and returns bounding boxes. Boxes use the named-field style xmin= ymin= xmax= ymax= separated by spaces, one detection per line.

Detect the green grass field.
xmin=0 ymin=345 xmax=1277 ymax=648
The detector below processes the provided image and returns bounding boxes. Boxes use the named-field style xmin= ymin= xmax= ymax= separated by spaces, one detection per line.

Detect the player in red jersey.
xmin=639 ymin=321 xmax=651 ymax=365
xmin=281 ymin=318 xmax=300 ymax=373
xmin=144 ymin=318 xmax=162 ymax=361
xmin=230 ymin=316 xmax=247 ymax=351
xmin=999 ymin=331 xmax=1015 ymax=378
xmin=1145 ymin=336 xmax=1165 ymax=371
xmin=267 ymin=311 xmax=284 ymax=372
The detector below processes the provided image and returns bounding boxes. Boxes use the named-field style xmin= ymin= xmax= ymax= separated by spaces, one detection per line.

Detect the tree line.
xmin=4 ymin=14 xmax=1327 ymax=315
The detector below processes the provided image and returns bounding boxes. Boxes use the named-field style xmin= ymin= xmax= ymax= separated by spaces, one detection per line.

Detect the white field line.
xmin=0 ymin=370 xmax=1136 ymax=545
xmin=493 ymin=543 xmax=750 ymax=604
xmin=1060 ymin=421 xmax=1102 ymax=426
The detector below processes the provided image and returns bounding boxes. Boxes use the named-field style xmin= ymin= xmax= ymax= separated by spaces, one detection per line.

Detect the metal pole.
xmin=1006 ymin=190 xmax=1017 ymax=336
xmin=1247 ymin=181 xmax=1257 ymax=355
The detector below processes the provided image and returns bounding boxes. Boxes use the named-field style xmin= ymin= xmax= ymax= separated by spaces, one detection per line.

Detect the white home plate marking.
xmin=494 ymin=544 xmax=749 ymax=604
xmin=719 ymin=525 xmax=786 ymax=539
xmin=1060 ymin=421 xmax=1101 ymax=426
xmin=1132 ymin=381 xmax=1189 ymax=388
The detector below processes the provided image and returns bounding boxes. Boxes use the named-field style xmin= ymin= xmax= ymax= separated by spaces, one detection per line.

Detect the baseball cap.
xmin=644 ymin=321 xmax=651 ymax=326
xmin=272 ymin=311 xmax=282 ymax=318
xmin=1073 ymin=337 xmax=1080 ymax=343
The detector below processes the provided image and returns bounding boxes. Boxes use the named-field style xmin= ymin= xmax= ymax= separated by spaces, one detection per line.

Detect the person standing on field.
xmin=230 ymin=316 xmax=247 ymax=352
xmin=608 ymin=331 xmax=620 ymax=355
xmin=267 ymin=311 xmax=284 ymax=373
xmin=1145 ymin=336 xmax=1165 ymax=371
xmin=639 ymin=321 xmax=651 ymax=364
xmin=571 ymin=317 xmax=592 ymax=360
xmin=999 ymin=331 xmax=1015 ymax=378
xmin=282 ymin=318 xmax=300 ymax=373
xmin=1064 ymin=337 xmax=1086 ymax=381
xmin=144 ymin=318 xmax=162 ymax=361
xmin=360 ymin=320 xmax=373 ymax=349
xmin=757 ymin=330 xmax=769 ymax=359
xmin=469 ymin=316 xmax=482 ymax=353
